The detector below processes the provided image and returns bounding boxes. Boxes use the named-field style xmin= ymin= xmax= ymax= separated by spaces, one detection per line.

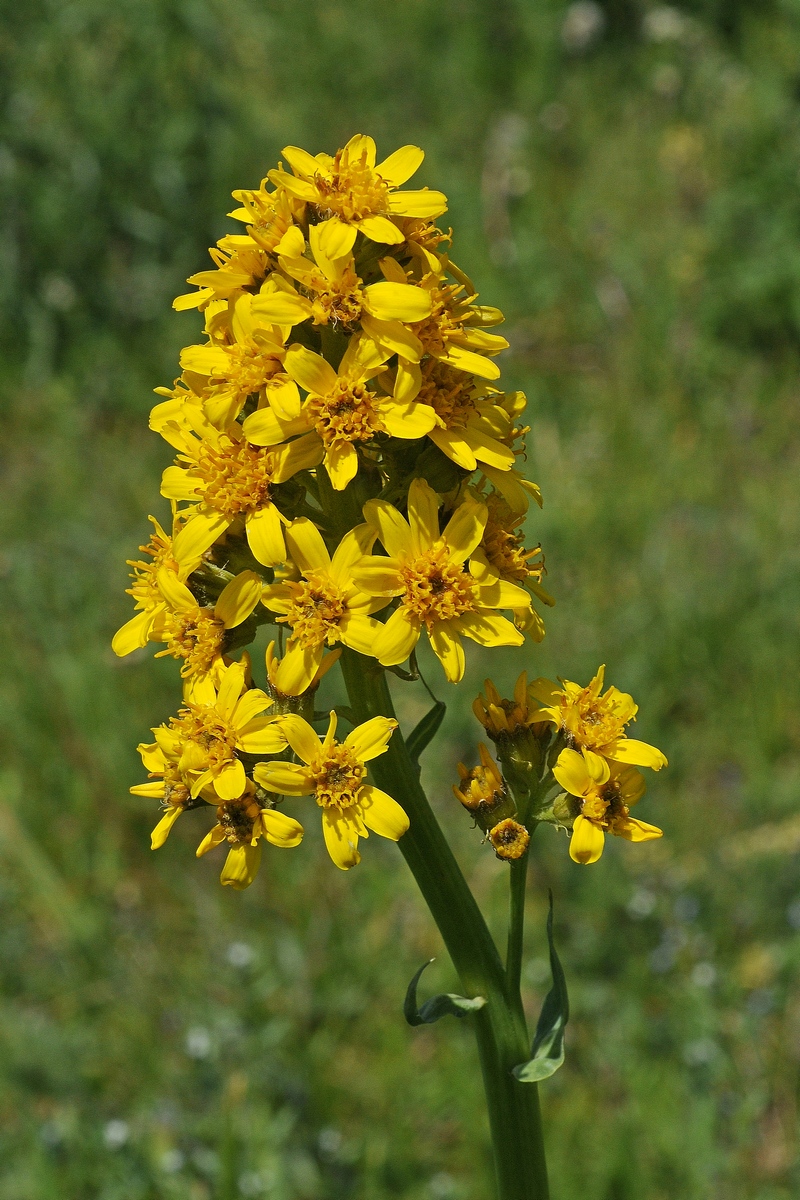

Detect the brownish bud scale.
xmin=488 ymin=818 xmax=530 ymax=861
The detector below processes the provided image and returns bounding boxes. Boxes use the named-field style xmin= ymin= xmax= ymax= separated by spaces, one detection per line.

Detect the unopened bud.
xmin=453 ymin=744 xmax=514 ymax=830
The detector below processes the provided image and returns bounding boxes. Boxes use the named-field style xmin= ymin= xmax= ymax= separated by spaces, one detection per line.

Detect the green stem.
xmin=340 ymin=649 xmax=549 ymax=1200
xmin=506 ymin=856 xmax=528 ymax=998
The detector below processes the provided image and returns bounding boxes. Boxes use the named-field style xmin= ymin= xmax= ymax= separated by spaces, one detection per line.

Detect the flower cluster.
xmin=115 ymin=135 xmax=553 ymax=886
xmin=466 ymin=667 xmax=667 ymax=864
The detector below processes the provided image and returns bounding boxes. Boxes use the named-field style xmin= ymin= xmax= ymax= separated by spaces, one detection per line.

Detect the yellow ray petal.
xmin=570 ymin=815 xmax=605 ymax=864
xmin=214 ymin=758 xmax=247 ymax=801
xmin=338 ymin=613 xmax=386 ymax=654
xmin=350 ymin=558 xmax=404 ymax=596
xmin=112 ymin=608 xmax=156 ymax=657
xmin=385 ymin=189 xmax=448 ymax=218
xmin=440 ymin=345 xmax=501 ymax=380
xmin=614 ymin=816 xmax=663 ymax=843
xmin=246 ymin=505 xmax=286 ymax=567
xmin=196 ymin=823 xmax=227 ymax=857
xmin=214 ymin=571 xmax=262 ymax=629
xmin=237 ymin=721 xmax=288 ymax=755
xmin=242 ymin=408 xmax=310 ymax=447
xmin=157 ymin=568 xmax=198 ymax=613
xmin=215 ymin=660 xmax=246 ymax=720
xmin=375 ymin=145 xmax=424 ymax=187
xmin=428 ymin=425 xmax=478 ymax=471
xmin=325 ymin=442 xmax=359 ymax=490
xmin=329 ymin=523 xmax=377 ymax=582
xmin=220 ymin=843 xmax=262 ymax=890
xmin=285 ymin=517 xmax=331 ymax=574
xmin=285 ymin=343 xmax=338 ymax=396
xmin=280 ymin=145 xmax=322 ymax=178
xmin=344 ymin=717 xmax=398 ymax=762
xmin=150 ymin=807 xmax=183 ymax=849
xmin=279 ymin=714 xmax=324 ymax=764
xmin=610 ymin=739 xmax=668 ymax=770
xmin=374 ymin=608 xmax=421 ymax=666
xmin=253 ymin=761 xmax=314 ymax=796
xmin=429 ymin=621 xmax=466 ymax=682
xmin=407 ymin=478 xmax=441 ymax=554
xmin=172 ymin=509 xmax=230 ymax=564
xmin=362 ymin=281 xmax=432 ymax=322
xmin=265 ymin=377 xmax=302 ymax=422
xmin=456 ymin=611 xmax=524 ymax=649
xmin=361 ymin=501 xmax=411 ymax=559
xmin=442 ymin=498 xmax=487 ymax=563
xmin=361 ymin=313 xmax=423 ymax=362
xmin=358 ymin=785 xmax=409 ymax=840
xmin=261 ymin=809 xmax=304 ymax=848
xmin=250 ymin=290 xmax=311 ymax=325
xmin=379 ymin=400 xmax=437 ymax=439
xmin=130 ymin=781 xmax=167 ymax=799
xmin=342 ymin=134 xmax=377 ymax=168
xmin=553 ymin=748 xmax=592 ymax=797
xmin=317 ymin=217 xmax=358 ymax=259
xmin=355 ymin=215 xmax=404 ymax=245
xmin=322 ymin=809 xmax=362 ymax=870
xmin=274 ymin=639 xmax=324 ymax=696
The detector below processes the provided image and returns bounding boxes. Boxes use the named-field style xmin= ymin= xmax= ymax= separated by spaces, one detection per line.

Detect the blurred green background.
xmin=3 ymin=1 xmax=800 ymax=1196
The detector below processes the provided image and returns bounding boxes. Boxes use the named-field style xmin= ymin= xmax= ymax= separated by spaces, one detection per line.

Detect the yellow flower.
xmin=411 ymin=360 xmax=517 ymax=473
xmin=260 ymin=520 xmax=387 ymax=696
xmin=250 ymin=226 xmax=433 ymax=360
xmin=150 ymin=569 xmax=263 ymax=702
xmin=529 ymin=666 xmax=668 ymax=770
xmin=242 ymin=335 xmax=436 ymax=491
xmin=268 ymin=135 xmax=447 ymax=259
xmin=473 ymin=672 xmax=545 ymax=739
xmin=173 ymin=186 xmax=304 ymax=311
xmin=453 ymin=743 xmax=507 ymax=816
xmin=552 ymin=748 xmax=662 ymax=864
xmin=112 ymin=515 xmax=200 ymax=658
xmin=470 ymin=493 xmax=554 ymax=643
xmin=253 ymin=711 xmax=407 ymax=870
xmin=176 ymin=292 xmax=301 ymax=427
xmin=158 ymin=404 xmax=322 ymax=567
xmin=131 ymin=659 xmax=288 ymax=846
xmin=352 ymin=479 xmax=530 ymax=683
xmin=196 ymin=782 xmax=304 ymax=890
xmin=377 ymin=259 xmax=508 ymax=381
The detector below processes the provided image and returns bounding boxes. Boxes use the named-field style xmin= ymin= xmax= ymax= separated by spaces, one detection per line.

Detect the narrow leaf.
xmin=404 ymin=959 xmax=486 ymax=1027
xmin=406 ymin=701 xmax=446 ymax=767
xmin=513 ymin=891 xmax=569 ymax=1082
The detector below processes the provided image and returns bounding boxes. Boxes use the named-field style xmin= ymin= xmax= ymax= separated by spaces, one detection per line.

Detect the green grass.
xmin=3 ymin=2 xmax=800 ymax=1196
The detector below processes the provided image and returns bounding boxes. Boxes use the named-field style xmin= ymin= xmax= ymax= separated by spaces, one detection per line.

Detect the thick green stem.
xmin=340 ymin=649 xmax=549 ymax=1200
xmin=506 ymin=856 xmax=528 ymax=999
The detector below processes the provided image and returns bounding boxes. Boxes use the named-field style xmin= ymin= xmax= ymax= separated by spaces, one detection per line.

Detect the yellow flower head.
xmin=150 ymin=570 xmax=263 ymax=702
xmin=352 ymin=479 xmax=531 ymax=683
xmin=173 ymin=185 xmax=304 ymax=311
xmin=472 ymin=672 xmax=547 ymax=740
xmin=175 ymin=291 xmax=302 ymax=427
xmin=269 ymin=135 xmax=447 ymax=259
xmin=157 ymin=405 xmax=322 ymax=568
xmin=131 ymin=659 xmax=288 ymax=847
xmin=196 ymin=782 xmax=304 ymax=890
xmin=260 ymin=520 xmax=386 ymax=696
xmin=470 ymin=492 xmax=554 ymax=643
xmin=254 ymin=711 xmax=408 ymax=870
xmin=553 ymin=748 xmax=662 ymax=865
xmin=488 ymin=818 xmax=530 ymax=861
xmin=453 ymin=743 xmax=507 ymax=817
xmin=250 ymin=226 xmax=433 ymax=359
xmin=529 ymin=666 xmax=668 ymax=771
xmin=112 ymin=515 xmax=199 ymax=658
xmin=242 ymin=334 xmax=437 ymax=491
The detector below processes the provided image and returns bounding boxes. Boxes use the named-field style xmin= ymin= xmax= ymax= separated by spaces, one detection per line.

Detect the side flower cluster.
xmin=462 ymin=668 xmax=667 ymax=865
xmin=114 ymin=135 xmax=552 ymax=886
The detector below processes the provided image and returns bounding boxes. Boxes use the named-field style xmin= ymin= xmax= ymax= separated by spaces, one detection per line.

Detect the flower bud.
xmin=488 ymin=818 xmax=530 ymax=861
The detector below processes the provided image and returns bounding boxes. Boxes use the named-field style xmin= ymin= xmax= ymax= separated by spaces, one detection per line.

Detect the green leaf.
xmin=405 ymin=701 xmax=446 ymax=767
xmin=403 ymin=959 xmax=486 ymax=1027
xmin=513 ymin=891 xmax=569 ymax=1082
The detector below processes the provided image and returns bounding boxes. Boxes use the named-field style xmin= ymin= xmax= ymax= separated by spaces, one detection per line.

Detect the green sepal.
xmin=405 ymin=701 xmax=446 ymax=768
xmin=404 ymin=959 xmax=486 ymax=1027
xmin=513 ymin=891 xmax=569 ymax=1082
